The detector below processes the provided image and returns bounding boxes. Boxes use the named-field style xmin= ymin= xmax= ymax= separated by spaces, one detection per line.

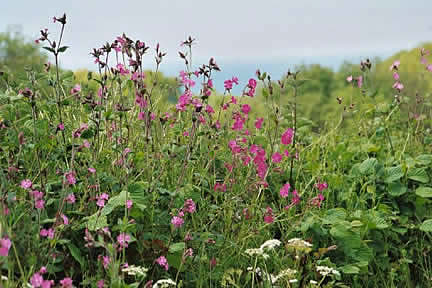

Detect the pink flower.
xmin=126 ymin=199 xmax=133 ymax=209
xmin=248 ymin=78 xmax=257 ymax=89
xmin=263 ymin=207 xmax=274 ymax=224
xmin=59 ymin=277 xmax=73 ymax=288
xmin=61 ymin=214 xmax=69 ymax=225
xmin=156 ymin=255 xmax=169 ymax=271
xmin=389 ymin=60 xmax=400 ymax=71
xmin=232 ymin=76 xmax=239 ymax=85
xmin=280 ymin=183 xmax=291 ymax=198
xmin=205 ymin=105 xmax=215 ymax=114
xmin=97 ymin=280 xmax=105 ymax=288
xmin=101 ymin=255 xmax=111 ymax=269
xmin=255 ymin=118 xmax=264 ymax=129
xmin=0 ymin=237 xmax=11 ymax=256
xmin=70 ymin=84 xmax=81 ymax=95
xmin=171 ymin=216 xmax=184 ymax=228
xmin=88 ymin=167 xmax=96 ymax=174
xmin=392 ymin=81 xmax=404 ymax=92
xmin=393 ymin=72 xmax=400 ymax=80
xmin=214 ymin=183 xmax=227 ymax=192
xmin=116 ymin=233 xmax=131 ymax=249
xmin=272 ymin=152 xmax=283 ymax=163
xmin=241 ymin=104 xmax=251 ymax=114
xmin=315 ymin=181 xmax=328 ymax=191
xmin=184 ymin=248 xmax=194 ymax=258
xmin=58 ymin=123 xmax=65 ymax=131
xmin=207 ymin=79 xmax=214 ymax=88
xmin=427 ymin=64 xmax=432 ymax=72
xmin=346 ymin=75 xmax=353 ymax=83
xmin=65 ymin=193 xmax=76 ymax=204
xmin=356 ymin=76 xmax=363 ymax=88
xmin=224 ymin=79 xmax=233 ymax=90
xmin=20 ymin=179 xmax=32 ymax=189
xmin=183 ymin=199 xmax=196 ymax=213
xmin=35 ymin=199 xmax=45 ymax=210
xmin=421 ymin=56 xmax=428 ymax=65
xmin=30 ymin=273 xmax=44 ymax=287
xmin=65 ymin=171 xmax=76 ymax=185
xmin=281 ymin=128 xmax=294 ymax=145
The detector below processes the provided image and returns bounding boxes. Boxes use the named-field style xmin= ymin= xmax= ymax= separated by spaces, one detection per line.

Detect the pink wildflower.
xmin=393 ymin=72 xmax=400 ymax=80
xmin=97 ymin=280 xmax=105 ymax=288
xmin=255 ymin=118 xmax=264 ymax=129
xmin=346 ymin=75 xmax=353 ymax=83
xmin=35 ymin=199 xmax=45 ymax=210
xmin=390 ymin=60 xmax=400 ymax=71
xmin=65 ymin=171 xmax=76 ymax=185
xmin=272 ymin=152 xmax=283 ymax=163
xmin=70 ymin=84 xmax=81 ymax=95
xmin=65 ymin=193 xmax=76 ymax=204
xmin=171 ymin=216 xmax=184 ymax=228
xmin=59 ymin=277 xmax=73 ymax=288
xmin=126 ymin=199 xmax=133 ymax=209
xmin=20 ymin=179 xmax=32 ymax=189
xmin=241 ymin=104 xmax=251 ymax=114
xmin=156 ymin=255 xmax=169 ymax=271
xmin=224 ymin=79 xmax=233 ymax=90
xmin=281 ymin=128 xmax=294 ymax=145
xmin=280 ymin=183 xmax=291 ymax=198
xmin=183 ymin=199 xmax=196 ymax=213
xmin=58 ymin=123 xmax=65 ymax=131
xmin=263 ymin=206 xmax=274 ymax=224
xmin=0 ymin=237 xmax=11 ymax=256
xmin=248 ymin=78 xmax=257 ymax=89
xmin=61 ymin=214 xmax=69 ymax=225
xmin=116 ymin=233 xmax=131 ymax=249
xmin=88 ymin=167 xmax=96 ymax=174
xmin=30 ymin=273 xmax=44 ymax=287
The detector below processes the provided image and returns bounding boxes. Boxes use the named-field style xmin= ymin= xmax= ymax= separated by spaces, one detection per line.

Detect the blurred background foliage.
xmin=2 ymin=30 xmax=432 ymax=130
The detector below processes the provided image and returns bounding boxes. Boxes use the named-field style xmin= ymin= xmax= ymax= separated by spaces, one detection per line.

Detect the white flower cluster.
xmin=271 ymin=268 xmax=297 ymax=283
xmin=244 ymin=239 xmax=282 ymax=259
xmin=316 ymin=265 xmax=340 ymax=277
xmin=152 ymin=278 xmax=176 ymax=288
xmin=121 ymin=265 xmax=148 ymax=277
xmin=286 ymin=238 xmax=313 ymax=248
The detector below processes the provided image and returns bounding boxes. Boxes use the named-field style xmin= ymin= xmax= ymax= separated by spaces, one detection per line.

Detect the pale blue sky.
xmin=1 ymin=0 xmax=432 ymax=87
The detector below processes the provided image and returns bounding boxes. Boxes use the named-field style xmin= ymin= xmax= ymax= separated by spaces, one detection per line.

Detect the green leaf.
xmin=340 ymin=264 xmax=360 ymax=274
xmin=67 ymin=243 xmax=85 ymax=268
xmin=323 ymin=208 xmax=347 ymax=225
xmin=42 ymin=46 xmax=56 ymax=54
xmin=169 ymin=242 xmax=185 ymax=253
xmin=408 ymin=168 xmax=429 ymax=183
xmin=128 ymin=182 xmax=149 ymax=211
xmin=58 ymin=46 xmax=69 ymax=53
xmin=420 ymin=219 xmax=432 ymax=232
xmin=416 ymin=154 xmax=432 ymax=165
xmin=84 ymin=213 xmax=108 ymax=231
xmin=388 ymin=182 xmax=407 ymax=197
xmin=385 ymin=165 xmax=404 ymax=183
xmin=101 ymin=190 xmax=127 ymax=216
xmin=359 ymin=158 xmax=378 ymax=175
xmin=416 ymin=187 xmax=432 ymax=198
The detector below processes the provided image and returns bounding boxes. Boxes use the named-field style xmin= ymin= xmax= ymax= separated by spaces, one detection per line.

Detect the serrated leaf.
xmin=416 ymin=187 xmax=432 ymax=198
xmin=323 ymin=208 xmax=347 ymax=224
xmin=420 ymin=219 xmax=432 ymax=232
xmin=408 ymin=168 xmax=429 ymax=183
xmin=385 ymin=165 xmax=404 ymax=183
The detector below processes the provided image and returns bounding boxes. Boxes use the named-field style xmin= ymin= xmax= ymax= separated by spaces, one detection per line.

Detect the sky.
xmin=1 ymin=0 xmax=432 ymax=90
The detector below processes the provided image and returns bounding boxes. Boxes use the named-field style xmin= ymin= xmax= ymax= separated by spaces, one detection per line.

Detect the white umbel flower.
xmin=287 ymin=238 xmax=313 ymax=248
xmin=316 ymin=265 xmax=340 ymax=277
xmin=121 ymin=265 xmax=148 ymax=277
xmin=244 ymin=248 xmax=270 ymax=259
xmin=260 ymin=239 xmax=282 ymax=251
xmin=152 ymin=278 xmax=176 ymax=288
